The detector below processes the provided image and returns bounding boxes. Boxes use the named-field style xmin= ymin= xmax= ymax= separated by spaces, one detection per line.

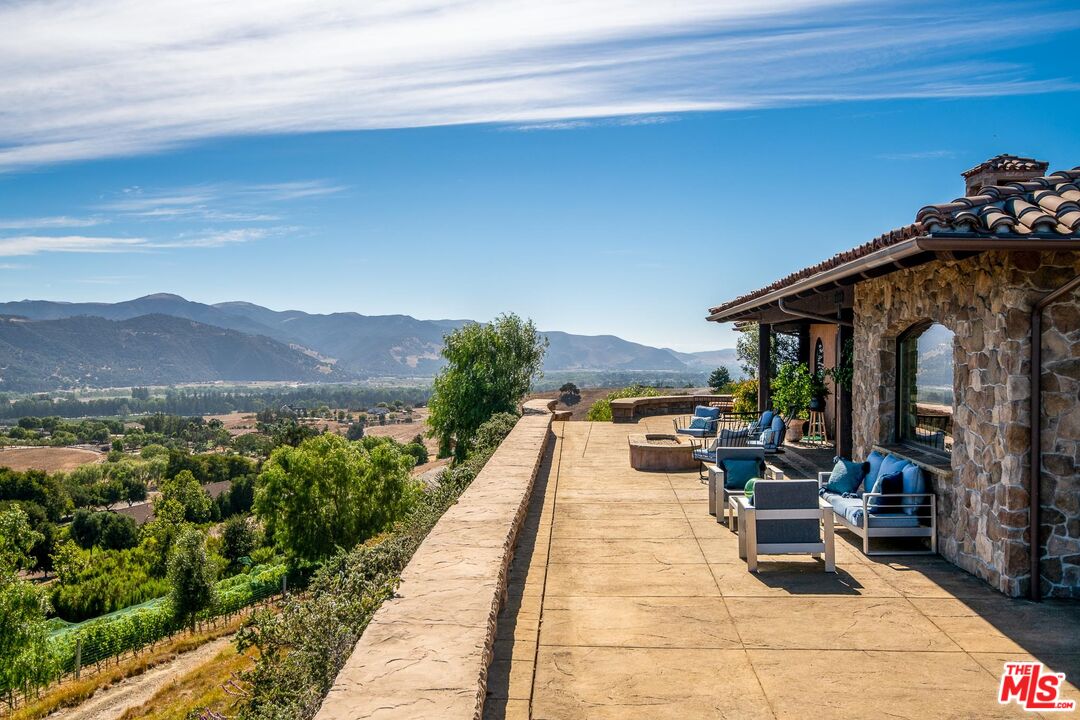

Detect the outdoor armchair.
xmin=740 ymin=479 xmax=835 ymax=572
xmin=673 ymin=405 xmax=721 ymax=439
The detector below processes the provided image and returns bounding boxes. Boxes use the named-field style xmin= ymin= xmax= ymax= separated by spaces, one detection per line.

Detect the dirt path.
xmin=52 ymin=636 xmax=234 ymax=720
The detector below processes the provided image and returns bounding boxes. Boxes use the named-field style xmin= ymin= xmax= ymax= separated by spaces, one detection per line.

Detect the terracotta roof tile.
xmin=916 ymin=167 xmax=1080 ymax=235
xmin=708 ymin=163 xmax=1080 ymax=318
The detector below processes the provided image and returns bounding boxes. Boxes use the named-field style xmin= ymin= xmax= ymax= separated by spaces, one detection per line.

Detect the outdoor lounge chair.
xmin=747 ymin=414 xmax=787 ymax=453
xmin=740 ymin=479 xmax=835 ymax=572
xmin=817 ymin=451 xmax=936 ymax=555
xmin=673 ymin=405 xmax=721 ymax=439
xmin=704 ymin=454 xmax=768 ymax=518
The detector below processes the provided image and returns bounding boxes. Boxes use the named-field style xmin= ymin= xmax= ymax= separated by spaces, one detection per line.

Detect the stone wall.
xmin=314 ymin=400 xmax=555 ymax=720
xmin=852 ymin=250 xmax=1080 ymax=598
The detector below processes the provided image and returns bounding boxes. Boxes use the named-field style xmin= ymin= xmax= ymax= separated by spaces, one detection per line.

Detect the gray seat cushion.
xmin=752 ymin=480 xmax=819 ymax=544
xmin=825 ymin=493 xmax=922 ymax=529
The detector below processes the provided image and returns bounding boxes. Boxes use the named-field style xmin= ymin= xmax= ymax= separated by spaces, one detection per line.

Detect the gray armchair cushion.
xmin=753 ymin=479 xmax=820 ymax=545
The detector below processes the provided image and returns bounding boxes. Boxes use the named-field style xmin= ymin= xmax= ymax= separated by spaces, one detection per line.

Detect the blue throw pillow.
xmin=872 ymin=455 xmax=908 ymax=494
xmin=867 ymin=471 xmax=904 ymax=513
xmin=695 ymin=406 xmax=721 ymax=420
xmin=901 ymin=463 xmax=926 ymax=516
xmin=759 ymin=410 xmax=775 ymax=428
xmin=689 ymin=417 xmax=708 ymax=430
xmin=824 ymin=458 xmax=867 ymax=495
xmin=864 ymin=450 xmax=885 ymax=490
xmin=721 ymin=458 xmax=762 ymax=490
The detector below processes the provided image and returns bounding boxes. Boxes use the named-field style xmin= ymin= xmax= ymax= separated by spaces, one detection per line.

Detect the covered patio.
xmin=484 ymin=417 xmax=1080 ymax=719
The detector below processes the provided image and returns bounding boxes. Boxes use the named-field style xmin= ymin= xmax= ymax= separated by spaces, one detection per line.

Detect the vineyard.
xmin=3 ymin=563 xmax=289 ymax=711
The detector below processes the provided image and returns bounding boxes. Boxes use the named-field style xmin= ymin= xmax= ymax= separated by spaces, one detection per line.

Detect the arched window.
xmin=897 ymin=322 xmax=954 ymax=454
xmin=814 ymin=338 xmax=825 ymax=376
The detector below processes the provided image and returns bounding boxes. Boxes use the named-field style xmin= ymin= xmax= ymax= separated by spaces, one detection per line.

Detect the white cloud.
xmin=0 ymin=235 xmax=148 ymax=256
xmin=0 ymin=216 xmax=105 ymax=229
xmin=875 ymin=150 xmax=957 ymax=161
xmin=0 ymin=0 xmax=1077 ymax=170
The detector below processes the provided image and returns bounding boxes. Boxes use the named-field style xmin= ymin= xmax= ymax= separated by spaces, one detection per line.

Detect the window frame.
xmin=895 ymin=320 xmax=953 ymax=458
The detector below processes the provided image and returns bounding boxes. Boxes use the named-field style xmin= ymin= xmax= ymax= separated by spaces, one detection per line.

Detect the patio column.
xmin=758 ymin=323 xmax=771 ymax=411
xmin=797 ymin=324 xmax=811 ymax=367
xmin=835 ymin=323 xmax=853 ymax=457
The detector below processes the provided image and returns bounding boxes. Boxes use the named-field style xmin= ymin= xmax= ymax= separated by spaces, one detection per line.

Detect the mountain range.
xmin=0 ymin=294 xmax=737 ymax=391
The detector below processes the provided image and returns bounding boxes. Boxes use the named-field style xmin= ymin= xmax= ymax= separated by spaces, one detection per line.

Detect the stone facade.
xmin=852 ymin=250 xmax=1080 ymax=598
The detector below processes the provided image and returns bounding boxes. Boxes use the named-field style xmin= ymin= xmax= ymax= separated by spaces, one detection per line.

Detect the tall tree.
xmin=0 ymin=506 xmax=54 ymax=707
xmin=735 ymin=324 xmax=799 ymax=379
xmin=708 ymin=367 xmax=732 ymax=392
xmin=167 ymin=526 xmax=216 ymax=631
xmin=158 ymin=470 xmax=213 ymax=523
xmin=428 ymin=314 xmax=547 ymax=459
xmin=255 ymin=434 xmax=419 ymax=562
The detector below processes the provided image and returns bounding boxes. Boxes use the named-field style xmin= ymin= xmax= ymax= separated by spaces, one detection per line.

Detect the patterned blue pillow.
xmin=689 ymin=417 xmax=708 ymax=430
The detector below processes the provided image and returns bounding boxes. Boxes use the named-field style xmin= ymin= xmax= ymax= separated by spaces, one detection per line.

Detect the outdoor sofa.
xmin=817 ymin=451 xmax=936 ymax=555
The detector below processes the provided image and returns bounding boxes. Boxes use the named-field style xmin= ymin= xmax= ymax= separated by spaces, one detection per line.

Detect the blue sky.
xmin=1 ymin=0 xmax=1079 ymax=351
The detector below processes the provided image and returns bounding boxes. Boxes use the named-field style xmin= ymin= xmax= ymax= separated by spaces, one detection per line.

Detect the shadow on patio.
xmin=484 ymin=416 xmax=1080 ymax=720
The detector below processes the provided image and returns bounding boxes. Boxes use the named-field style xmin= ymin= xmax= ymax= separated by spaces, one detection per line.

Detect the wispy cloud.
xmin=875 ymin=150 xmax=957 ymax=161
xmin=0 ymin=0 xmax=1077 ymax=170
xmin=0 ymin=216 xmax=105 ymax=230
xmin=509 ymin=115 xmax=675 ymax=131
xmin=0 ymin=263 xmax=26 ymax=270
xmin=0 ymin=235 xmax=149 ymax=257
xmin=94 ymin=180 xmax=342 ymax=221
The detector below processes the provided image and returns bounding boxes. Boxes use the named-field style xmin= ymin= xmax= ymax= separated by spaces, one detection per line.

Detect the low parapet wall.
xmin=610 ymin=393 xmax=731 ymax=422
xmin=314 ymin=398 xmax=555 ymax=720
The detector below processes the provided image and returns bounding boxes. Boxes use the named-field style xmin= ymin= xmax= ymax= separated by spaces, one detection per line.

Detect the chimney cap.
xmin=961 ymin=154 xmax=1048 ymax=179
xmin=961 ymin=154 xmax=1048 ymax=196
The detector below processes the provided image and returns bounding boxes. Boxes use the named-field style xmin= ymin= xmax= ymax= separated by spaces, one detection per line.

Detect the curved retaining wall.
xmin=610 ymin=393 xmax=731 ymax=422
xmin=314 ymin=399 xmax=555 ymax=720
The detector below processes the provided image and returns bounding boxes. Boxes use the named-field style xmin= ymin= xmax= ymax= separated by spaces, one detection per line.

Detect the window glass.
xmin=898 ymin=322 xmax=954 ymax=454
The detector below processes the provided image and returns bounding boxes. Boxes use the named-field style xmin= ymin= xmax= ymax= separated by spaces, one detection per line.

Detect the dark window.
xmin=897 ymin=322 xmax=954 ymax=454
xmin=814 ymin=338 xmax=825 ymax=375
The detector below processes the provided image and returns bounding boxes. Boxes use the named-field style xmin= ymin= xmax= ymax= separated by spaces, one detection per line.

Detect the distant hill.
xmin=0 ymin=313 xmax=346 ymax=392
xmin=0 ymin=294 xmax=736 ymax=389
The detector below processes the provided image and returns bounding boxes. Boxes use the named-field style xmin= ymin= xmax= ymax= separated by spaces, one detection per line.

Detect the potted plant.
xmin=770 ymin=362 xmax=813 ymax=441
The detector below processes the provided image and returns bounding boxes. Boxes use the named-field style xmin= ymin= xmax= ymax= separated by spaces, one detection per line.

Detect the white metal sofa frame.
xmin=817 ymin=471 xmax=937 ymax=556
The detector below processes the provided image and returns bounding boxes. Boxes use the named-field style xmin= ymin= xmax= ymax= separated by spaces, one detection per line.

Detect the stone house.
xmin=706 ymin=155 xmax=1079 ymax=599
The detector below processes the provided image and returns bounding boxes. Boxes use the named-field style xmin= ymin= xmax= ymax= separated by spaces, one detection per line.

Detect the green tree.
xmin=255 ymin=434 xmax=420 ymax=562
xmin=735 ymin=324 xmax=799 ymax=379
xmin=158 ymin=470 xmax=213 ymax=524
xmin=428 ymin=314 xmax=547 ymax=459
xmin=221 ymin=515 xmax=257 ymax=566
xmin=0 ymin=506 xmax=54 ymax=706
xmin=345 ymin=421 xmax=366 ymax=441
xmin=167 ymin=526 xmax=216 ymax=631
xmin=708 ymin=367 xmax=732 ymax=393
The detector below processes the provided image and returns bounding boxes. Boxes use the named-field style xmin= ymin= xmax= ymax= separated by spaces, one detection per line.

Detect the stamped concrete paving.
xmin=485 ymin=418 xmax=1080 ymax=720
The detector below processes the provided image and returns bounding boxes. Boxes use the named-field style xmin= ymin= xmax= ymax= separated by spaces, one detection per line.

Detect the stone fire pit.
xmin=628 ymin=433 xmax=698 ymax=472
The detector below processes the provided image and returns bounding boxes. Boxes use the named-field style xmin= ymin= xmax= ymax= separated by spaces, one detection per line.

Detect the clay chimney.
xmin=962 ymin=154 xmax=1048 ymax=196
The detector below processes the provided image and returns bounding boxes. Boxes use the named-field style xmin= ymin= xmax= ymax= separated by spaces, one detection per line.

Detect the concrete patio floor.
xmin=485 ymin=417 xmax=1080 ymax=720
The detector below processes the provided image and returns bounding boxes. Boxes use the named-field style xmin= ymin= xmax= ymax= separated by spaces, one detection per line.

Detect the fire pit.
xmin=628 ymin=433 xmax=698 ymax=472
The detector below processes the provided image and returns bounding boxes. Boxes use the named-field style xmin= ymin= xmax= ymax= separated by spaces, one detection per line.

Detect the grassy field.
xmin=0 ymin=446 xmax=104 ymax=472
xmin=115 ymin=645 xmax=256 ymax=720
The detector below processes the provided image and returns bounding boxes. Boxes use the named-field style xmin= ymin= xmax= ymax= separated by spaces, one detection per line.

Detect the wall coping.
xmin=873 ymin=443 xmax=954 ymax=480
xmin=314 ymin=402 xmax=555 ymax=720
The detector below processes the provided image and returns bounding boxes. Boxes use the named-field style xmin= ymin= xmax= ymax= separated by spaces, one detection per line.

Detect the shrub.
xmin=585 ymin=385 xmax=665 ymax=422
xmin=730 ymin=378 xmax=759 ymax=415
